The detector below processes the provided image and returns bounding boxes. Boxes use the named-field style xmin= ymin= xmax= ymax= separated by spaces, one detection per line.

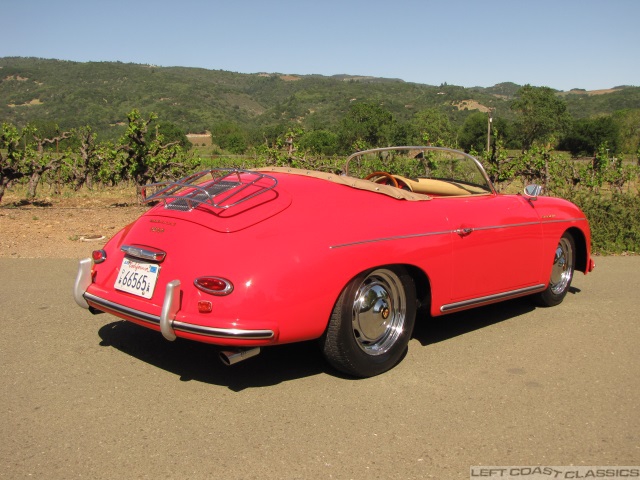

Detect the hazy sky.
xmin=2 ymin=0 xmax=638 ymax=91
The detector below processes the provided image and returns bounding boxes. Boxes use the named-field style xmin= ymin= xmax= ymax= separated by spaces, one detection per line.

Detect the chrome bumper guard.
xmin=74 ymin=259 xmax=275 ymax=342
xmin=73 ymin=258 xmax=93 ymax=309
xmin=160 ymin=280 xmax=180 ymax=341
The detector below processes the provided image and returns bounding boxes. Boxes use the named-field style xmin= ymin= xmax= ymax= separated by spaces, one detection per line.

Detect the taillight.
xmin=92 ymin=249 xmax=107 ymax=264
xmin=198 ymin=301 xmax=213 ymax=313
xmin=194 ymin=276 xmax=234 ymax=296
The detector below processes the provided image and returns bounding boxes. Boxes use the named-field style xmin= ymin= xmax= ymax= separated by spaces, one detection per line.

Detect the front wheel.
xmin=534 ymin=232 xmax=575 ymax=307
xmin=321 ymin=267 xmax=416 ymax=377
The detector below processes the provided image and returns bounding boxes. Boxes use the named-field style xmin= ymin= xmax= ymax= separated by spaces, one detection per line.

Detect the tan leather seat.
xmin=393 ymin=175 xmax=474 ymax=196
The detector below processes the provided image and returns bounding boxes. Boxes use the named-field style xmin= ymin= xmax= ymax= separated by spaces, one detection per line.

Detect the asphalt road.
xmin=0 ymin=257 xmax=638 ymax=479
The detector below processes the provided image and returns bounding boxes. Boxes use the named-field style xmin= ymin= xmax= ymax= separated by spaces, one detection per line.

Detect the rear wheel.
xmin=535 ymin=232 xmax=575 ymax=307
xmin=321 ymin=267 xmax=416 ymax=377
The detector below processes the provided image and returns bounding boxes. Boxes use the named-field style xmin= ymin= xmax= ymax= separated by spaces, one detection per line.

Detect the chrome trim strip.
xmin=471 ymin=221 xmax=540 ymax=232
xmin=330 ymin=230 xmax=451 ymax=249
xmin=440 ymin=284 xmax=546 ymax=313
xmin=172 ymin=321 xmax=275 ymax=340
xmin=330 ymin=221 xmax=539 ymax=249
xmin=160 ymin=280 xmax=181 ymax=341
xmin=74 ymin=258 xmax=93 ymax=309
xmin=85 ymin=293 xmax=160 ymax=324
xmin=542 ymin=217 xmax=587 ymax=224
xmin=330 ymin=217 xmax=586 ymax=250
xmin=83 ymin=292 xmax=275 ymax=340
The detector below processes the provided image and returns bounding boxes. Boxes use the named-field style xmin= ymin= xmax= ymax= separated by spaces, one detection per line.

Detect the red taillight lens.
xmin=198 ymin=301 xmax=213 ymax=313
xmin=194 ymin=277 xmax=234 ymax=296
xmin=92 ymin=249 xmax=107 ymax=264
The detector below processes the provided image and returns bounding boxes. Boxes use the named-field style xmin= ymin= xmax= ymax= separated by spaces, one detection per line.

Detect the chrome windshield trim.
xmin=440 ymin=284 xmax=546 ymax=313
xmin=83 ymin=293 xmax=275 ymax=340
xmin=344 ymin=146 xmax=497 ymax=195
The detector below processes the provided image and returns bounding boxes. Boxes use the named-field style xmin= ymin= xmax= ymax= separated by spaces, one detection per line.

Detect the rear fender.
xmin=567 ymin=226 xmax=590 ymax=274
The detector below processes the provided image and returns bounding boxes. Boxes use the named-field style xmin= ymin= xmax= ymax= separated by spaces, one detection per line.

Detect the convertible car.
xmin=74 ymin=146 xmax=595 ymax=377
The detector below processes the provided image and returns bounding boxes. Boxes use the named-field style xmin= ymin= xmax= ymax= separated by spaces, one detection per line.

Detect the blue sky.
xmin=2 ymin=0 xmax=638 ymax=91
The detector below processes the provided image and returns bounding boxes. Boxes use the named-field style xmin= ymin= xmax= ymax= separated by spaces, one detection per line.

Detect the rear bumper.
xmin=74 ymin=258 xmax=276 ymax=343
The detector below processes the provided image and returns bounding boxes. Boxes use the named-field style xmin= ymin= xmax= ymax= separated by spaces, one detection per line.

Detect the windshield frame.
xmin=344 ymin=146 xmax=496 ymax=196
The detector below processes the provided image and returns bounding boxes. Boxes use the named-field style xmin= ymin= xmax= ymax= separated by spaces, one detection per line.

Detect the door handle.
xmin=455 ymin=227 xmax=473 ymax=237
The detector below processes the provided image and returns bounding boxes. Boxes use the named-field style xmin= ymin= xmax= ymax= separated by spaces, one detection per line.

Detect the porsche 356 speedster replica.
xmin=74 ymin=146 xmax=595 ymax=377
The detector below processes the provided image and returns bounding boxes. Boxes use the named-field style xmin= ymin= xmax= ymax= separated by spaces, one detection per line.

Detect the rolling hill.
xmin=1 ymin=57 xmax=639 ymax=140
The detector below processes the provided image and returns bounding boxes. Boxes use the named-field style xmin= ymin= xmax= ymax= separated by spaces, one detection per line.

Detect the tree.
xmin=338 ymin=102 xmax=395 ymax=152
xmin=559 ymin=116 xmax=621 ymax=156
xmin=298 ymin=130 xmax=339 ymax=156
xmin=0 ymin=123 xmax=26 ymax=204
xmin=458 ymin=112 xmax=489 ymax=152
xmin=480 ymin=135 xmax=516 ymax=192
xmin=511 ymin=85 xmax=572 ymax=149
xmin=612 ymin=109 xmax=640 ymax=154
xmin=118 ymin=110 xmax=188 ymax=185
xmin=24 ymin=125 xmax=72 ymax=198
xmin=156 ymin=123 xmax=191 ymax=149
xmin=411 ymin=108 xmax=455 ymax=146
xmin=457 ymin=112 xmax=512 ymax=153
xmin=211 ymin=121 xmax=248 ymax=154
xmin=66 ymin=126 xmax=116 ymax=190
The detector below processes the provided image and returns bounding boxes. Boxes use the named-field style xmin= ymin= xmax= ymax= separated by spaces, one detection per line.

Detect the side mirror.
xmin=523 ymin=184 xmax=542 ymax=200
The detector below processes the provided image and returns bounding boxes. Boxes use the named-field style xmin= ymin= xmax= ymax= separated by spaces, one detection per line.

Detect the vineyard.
xmin=2 ymin=108 xmax=639 ymax=255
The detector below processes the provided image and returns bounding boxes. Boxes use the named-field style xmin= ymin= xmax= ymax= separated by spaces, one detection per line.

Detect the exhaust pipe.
xmin=219 ymin=347 xmax=261 ymax=366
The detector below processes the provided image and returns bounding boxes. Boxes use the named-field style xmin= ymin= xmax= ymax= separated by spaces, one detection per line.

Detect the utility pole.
xmin=486 ymin=109 xmax=493 ymax=153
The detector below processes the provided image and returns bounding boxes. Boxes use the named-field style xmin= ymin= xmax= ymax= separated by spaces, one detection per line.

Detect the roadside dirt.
xmin=0 ymin=191 xmax=147 ymax=259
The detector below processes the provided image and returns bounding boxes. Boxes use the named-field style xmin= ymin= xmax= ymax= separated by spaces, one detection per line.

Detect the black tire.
xmin=534 ymin=232 xmax=575 ymax=307
xmin=321 ymin=267 xmax=417 ymax=377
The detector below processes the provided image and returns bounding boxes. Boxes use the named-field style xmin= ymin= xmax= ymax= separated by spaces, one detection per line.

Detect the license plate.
xmin=115 ymin=259 xmax=160 ymax=299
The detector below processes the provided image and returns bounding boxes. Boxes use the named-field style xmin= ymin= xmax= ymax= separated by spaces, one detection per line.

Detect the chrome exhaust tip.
xmin=219 ymin=347 xmax=261 ymax=366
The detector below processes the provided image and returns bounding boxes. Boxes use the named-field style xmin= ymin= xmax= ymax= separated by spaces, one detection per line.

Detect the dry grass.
xmin=1 ymin=184 xmax=146 ymax=258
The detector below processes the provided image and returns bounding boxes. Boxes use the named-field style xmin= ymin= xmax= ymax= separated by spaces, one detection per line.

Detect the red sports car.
xmin=74 ymin=146 xmax=595 ymax=377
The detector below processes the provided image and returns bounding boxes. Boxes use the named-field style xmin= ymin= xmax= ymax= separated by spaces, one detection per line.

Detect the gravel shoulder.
xmin=0 ymin=193 xmax=147 ymax=259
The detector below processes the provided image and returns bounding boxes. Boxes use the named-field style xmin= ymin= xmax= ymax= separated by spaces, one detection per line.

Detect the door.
xmin=446 ymin=194 xmax=543 ymax=304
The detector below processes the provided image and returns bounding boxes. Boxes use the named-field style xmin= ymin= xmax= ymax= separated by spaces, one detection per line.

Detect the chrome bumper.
xmin=74 ymin=259 xmax=275 ymax=342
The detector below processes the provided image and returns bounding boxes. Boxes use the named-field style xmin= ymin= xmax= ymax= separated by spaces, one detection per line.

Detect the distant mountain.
xmin=1 ymin=57 xmax=638 ymax=139
xmin=473 ymin=82 xmax=522 ymax=97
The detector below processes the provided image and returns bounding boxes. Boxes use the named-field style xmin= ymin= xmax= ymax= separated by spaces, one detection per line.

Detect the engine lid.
xmin=144 ymin=187 xmax=291 ymax=233
xmin=139 ymin=169 xmax=292 ymax=233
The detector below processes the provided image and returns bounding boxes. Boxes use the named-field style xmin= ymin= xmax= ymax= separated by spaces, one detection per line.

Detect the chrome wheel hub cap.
xmin=352 ymin=270 xmax=406 ymax=355
xmin=549 ymin=237 xmax=573 ymax=295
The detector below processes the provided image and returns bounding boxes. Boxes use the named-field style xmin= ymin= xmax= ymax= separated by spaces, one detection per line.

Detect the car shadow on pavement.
xmin=411 ymin=284 xmax=582 ymax=346
xmin=97 ymin=320 xmax=333 ymax=391
xmin=97 ymin=290 xmax=582 ymax=390
xmin=411 ymin=297 xmax=538 ymax=346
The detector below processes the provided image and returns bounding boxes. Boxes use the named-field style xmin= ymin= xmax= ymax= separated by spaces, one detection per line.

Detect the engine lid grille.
xmin=140 ymin=169 xmax=278 ymax=212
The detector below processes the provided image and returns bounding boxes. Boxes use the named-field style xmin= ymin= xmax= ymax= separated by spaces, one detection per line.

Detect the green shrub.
xmin=569 ymin=192 xmax=640 ymax=254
